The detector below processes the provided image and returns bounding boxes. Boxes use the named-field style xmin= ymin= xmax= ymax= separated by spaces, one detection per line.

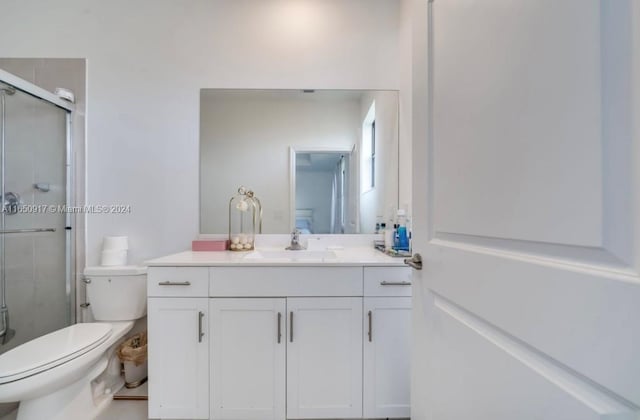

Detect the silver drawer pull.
xmin=290 ymin=312 xmax=294 ymax=343
xmin=198 ymin=311 xmax=204 ymax=343
xmin=380 ymin=281 xmax=412 ymax=286
xmin=277 ymin=312 xmax=282 ymax=344
xmin=158 ymin=281 xmax=191 ymax=286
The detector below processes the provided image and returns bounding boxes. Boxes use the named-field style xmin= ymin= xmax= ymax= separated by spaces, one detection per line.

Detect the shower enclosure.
xmin=0 ymin=69 xmax=74 ymax=354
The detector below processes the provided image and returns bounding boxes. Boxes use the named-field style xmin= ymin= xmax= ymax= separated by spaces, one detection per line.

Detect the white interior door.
xmin=411 ymin=1 xmax=640 ymax=419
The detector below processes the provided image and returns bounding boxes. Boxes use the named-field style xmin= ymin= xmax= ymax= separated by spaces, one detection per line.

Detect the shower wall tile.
xmin=35 ymin=59 xmax=86 ymax=113
xmin=0 ymin=59 xmax=36 ymax=85
xmin=33 ymin=278 xmax=67 ymax=337
xmin=3 ymin=264 xmax=36 ymax=353
xmin=0 ymin=58 xmax=86 ymax=114
xmin=3 ymin=161 xmax=34 ymax=205
xmin=33 ymin=234 xmax=65 ymax=271
xmin=33 ymin=234 xmax=67 ymax=336
xmin=4 ymin=237 xmax=34 ymax=269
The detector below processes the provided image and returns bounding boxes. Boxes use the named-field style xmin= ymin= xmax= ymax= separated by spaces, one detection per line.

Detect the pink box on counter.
xmin=192 ymin=240 xmax=229 ymax=251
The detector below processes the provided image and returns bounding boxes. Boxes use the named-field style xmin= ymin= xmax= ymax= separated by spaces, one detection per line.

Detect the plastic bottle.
xmin=394 ymin=209 xmax=410 ymax=251
xmin=384 ymin=222 xmax=394 ymax=251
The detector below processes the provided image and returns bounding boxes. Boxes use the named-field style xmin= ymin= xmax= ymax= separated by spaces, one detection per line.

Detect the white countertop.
xmin=145 ymin=247 xmax=407 ymax=267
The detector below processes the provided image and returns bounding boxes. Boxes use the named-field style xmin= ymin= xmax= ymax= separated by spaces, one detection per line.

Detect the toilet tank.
xmin=84 ymin=266 xmax=147 ymax=321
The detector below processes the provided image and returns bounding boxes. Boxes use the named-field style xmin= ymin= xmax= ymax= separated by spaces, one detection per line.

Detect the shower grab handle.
xmin=0 ymin=228 xmax=56 ymax=234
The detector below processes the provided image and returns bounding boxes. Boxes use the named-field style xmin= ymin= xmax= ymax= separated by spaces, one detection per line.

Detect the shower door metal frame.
xmin=0 ymin=68 xmax=76 ymax=334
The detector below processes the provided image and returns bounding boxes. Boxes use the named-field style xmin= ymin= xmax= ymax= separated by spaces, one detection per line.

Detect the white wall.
xmin=398 ymin=0 xmax=413 ymax=218
xmin=200 ymin=91 xmax=360 ymax=233
xmin=0 ymin=0 xmax=404 ymax=265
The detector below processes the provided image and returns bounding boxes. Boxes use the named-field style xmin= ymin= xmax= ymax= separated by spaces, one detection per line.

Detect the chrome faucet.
xmin=286 ymin=229 xmax=306 ymax=250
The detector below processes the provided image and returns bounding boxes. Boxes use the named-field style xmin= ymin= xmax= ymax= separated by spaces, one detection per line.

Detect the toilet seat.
xmin=0 ymin=323 xmax=112 ymax=384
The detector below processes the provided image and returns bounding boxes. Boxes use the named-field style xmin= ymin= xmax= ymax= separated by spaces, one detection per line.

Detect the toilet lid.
xmin=0 ymin=323 xmax=112 ymax=384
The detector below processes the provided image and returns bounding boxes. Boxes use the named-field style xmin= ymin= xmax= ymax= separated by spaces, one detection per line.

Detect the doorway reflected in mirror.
xmin=293 ymin=151 xmax=353 ymax=234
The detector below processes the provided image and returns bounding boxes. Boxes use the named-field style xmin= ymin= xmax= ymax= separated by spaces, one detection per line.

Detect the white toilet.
xmin=0 ymin=266 xmax=147 ymax=420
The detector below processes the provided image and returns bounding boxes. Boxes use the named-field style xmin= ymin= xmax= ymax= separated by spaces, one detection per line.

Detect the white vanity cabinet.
xmin=363 ymin=267 xmax=412 ymax=419
xmin=363 ymin=299 xmax=411 ymax=418
xmin=148 ymin=262 xmax=411 ymax=420
xmin=148 ymin=268 xmax=210 ymax=420
xmin=209 ymin=298 xmax=286 ymax=420
xmin=286 ymin=297 xmax=363 ymax=419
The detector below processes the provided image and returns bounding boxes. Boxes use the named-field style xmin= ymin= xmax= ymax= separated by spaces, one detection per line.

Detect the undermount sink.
xmin=244 ymin=250 xmax=337 ymax=260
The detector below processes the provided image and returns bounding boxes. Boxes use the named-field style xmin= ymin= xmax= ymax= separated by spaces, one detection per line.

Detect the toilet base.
xmin=10 ymin=322 xmax=135 ymax=420
xmin=17 ymin=357 xmax=108 ymax=420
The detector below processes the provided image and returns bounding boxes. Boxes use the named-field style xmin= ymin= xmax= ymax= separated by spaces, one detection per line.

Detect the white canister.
xmin=101 ymin=249 xmax=128 ymax=266
xmin=384 ymin=226 xmax=395 ymax=251
xmin=123 ymin=360 xmax=148 ymax=388
xmin=103 ymin=236 xmax=129 ymax=250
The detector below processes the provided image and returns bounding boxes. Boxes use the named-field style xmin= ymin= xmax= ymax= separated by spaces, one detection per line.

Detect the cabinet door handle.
xmin=198 ymin=311 xmax=204 ymax=343
xmin=368 ymin=310 xmax=373 ymax=342
xmin=158 ymin=281 xmax=191 ymax=286
xmin=380 ymin=281 xmax=412 ymax=286
xmin=277 ymin=312 xmax=282 ymax=344
xmin=289 ymin=311 xmax=294 ymax=343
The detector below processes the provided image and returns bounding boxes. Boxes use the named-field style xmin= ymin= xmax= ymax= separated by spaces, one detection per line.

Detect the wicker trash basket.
xmin=116 ymin=331 xmax=148 ymax=388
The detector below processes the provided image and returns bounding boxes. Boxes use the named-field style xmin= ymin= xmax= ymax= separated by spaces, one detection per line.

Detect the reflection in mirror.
xmin=200 ymin=89 xmax=399 ymax=234
xmin=292 ymin=150 xmax=353 ymax=234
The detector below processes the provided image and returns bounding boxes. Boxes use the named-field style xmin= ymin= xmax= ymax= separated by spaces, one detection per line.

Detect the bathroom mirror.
xmin=200 ymin=89 xmax=399 ymax=234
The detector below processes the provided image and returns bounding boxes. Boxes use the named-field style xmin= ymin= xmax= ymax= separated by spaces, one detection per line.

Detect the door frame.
xmin=289 ymin=146 xmax=353 ymax=233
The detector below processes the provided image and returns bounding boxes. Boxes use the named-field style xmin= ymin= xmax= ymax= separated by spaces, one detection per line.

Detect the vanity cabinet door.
xmin=286 ymin=297 xmax=363 ymax=419
xmin=210 ymin=298 xmax=286 ymax=420
xmin=363 ymin=297 xmax=411 ymax=419
xmin=148 ymin=297 xmax=209 ymax=419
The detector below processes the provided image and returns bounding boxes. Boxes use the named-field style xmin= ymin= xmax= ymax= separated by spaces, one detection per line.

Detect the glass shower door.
xmin=0 ymin=84 xmax=71 ymax=354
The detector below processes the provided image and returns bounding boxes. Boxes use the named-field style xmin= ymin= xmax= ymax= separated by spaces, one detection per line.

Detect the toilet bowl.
xmin=0 ymin=266 xmax=147 ymax=420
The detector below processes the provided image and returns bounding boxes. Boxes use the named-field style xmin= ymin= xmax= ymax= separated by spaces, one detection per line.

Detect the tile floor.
xmin=0 ymin=399 xmax=149 ymax=420
xmin=97 ymin=399 xmax=148 ymax=420
xmin=98 ymin=382 xmax=149 ymax=420
xmin=5 ymin=403 xmax=411 ymax=420
xmin=0 ymin=385 xmax=150 ymax=420
xmin=1 ymin=383 xmax=409 ymax=420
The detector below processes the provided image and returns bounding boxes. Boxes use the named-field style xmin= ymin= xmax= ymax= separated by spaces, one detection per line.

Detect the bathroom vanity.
xmin=146 ymin=249 xmax=411 ymax=420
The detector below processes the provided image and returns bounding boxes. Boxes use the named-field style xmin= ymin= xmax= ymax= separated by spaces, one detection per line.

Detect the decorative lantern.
xmin=228 ymin=186 xmax=260 ymax=251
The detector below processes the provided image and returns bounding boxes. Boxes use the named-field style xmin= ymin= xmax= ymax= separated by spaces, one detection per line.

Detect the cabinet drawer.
xmin=364 ymin=267 xmax=412 ymax=297
xmin=148 ymin=267 xmax=209 ymax=297
xmin=210 ymin=267 xmax=363 ymax=297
